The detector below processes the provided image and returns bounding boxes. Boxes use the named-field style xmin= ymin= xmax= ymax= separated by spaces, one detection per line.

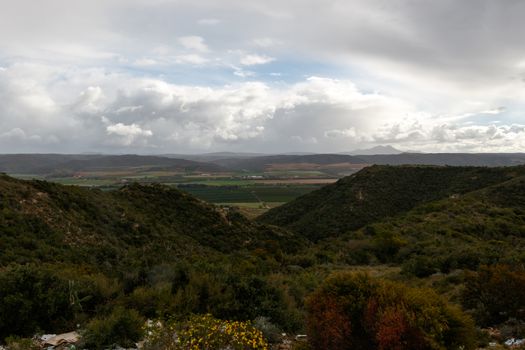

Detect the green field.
xmin=9 ymin=170 xmax=328 ymax=213
xmin=177 ymin=184 xmax=321 ymax=204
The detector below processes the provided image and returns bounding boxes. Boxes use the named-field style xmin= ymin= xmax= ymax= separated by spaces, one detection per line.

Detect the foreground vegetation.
xmin=1 ymin=165 xmax=525 ymax=348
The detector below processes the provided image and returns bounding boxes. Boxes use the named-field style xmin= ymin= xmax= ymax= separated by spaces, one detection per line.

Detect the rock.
xmin=42 ymin=331 xmax=80 ymax=347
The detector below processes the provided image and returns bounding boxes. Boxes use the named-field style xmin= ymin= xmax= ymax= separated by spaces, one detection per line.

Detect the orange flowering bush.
xmin=306 ymin=272 xmax=475 ymax=350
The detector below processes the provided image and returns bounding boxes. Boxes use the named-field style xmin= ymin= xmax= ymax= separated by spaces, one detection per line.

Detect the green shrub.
xmin=306 ymin=272 xmax=476 ymax=350
xmin=4 ymin=336 xmax=40 ymax=350
xmin=82 ymin=307 xmax=144 ymax=349
xmin=0 ymin=265 xmax=72 ymax=340
xmin=401 ymin=256 xmax=439 ymax=277
xmin=143 ymin=314 xmax=269 ymax=350
xmin=462 ymin=265 xmax=525 ymax=326
xmin=253 ymin=316 xmax=282 ymax=344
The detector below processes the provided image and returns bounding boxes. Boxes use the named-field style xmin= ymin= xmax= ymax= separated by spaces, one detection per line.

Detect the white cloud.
xmin=134 ymin=58 xmax=159 ymax=66
xmin=1 ymin=128 xmax=27 ymax=140
xmin=240 ymin=54 xmax=275 ymax=66
xmin=1 ymin=61 xmax=524 ymax=153
xmin=106 ymin=123 xmax=153 ymax=146
xmin=178 ymin=36 xmax=209 ymax=53
xmin=173 ymin=54 xmax=209 ymax=65
xmin=198 ymin=18 xmax=221 ymax=25
xmin=232 ymin=67 xmax=255 ymax=78
xmin=252 ymin=37 xmax=281 ymax=48
xmin=325 ymin=128 xmax=357 ymax=138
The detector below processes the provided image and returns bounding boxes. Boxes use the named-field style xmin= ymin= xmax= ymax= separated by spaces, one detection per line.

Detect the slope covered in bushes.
xmin=259 ymin=165 xmax=525 ymax=241
xmin=0 ymin=174 xmax=299 ymax=271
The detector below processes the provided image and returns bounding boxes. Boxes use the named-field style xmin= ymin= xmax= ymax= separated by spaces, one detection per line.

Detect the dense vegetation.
xmin=2 ymin=164 xmax=525 ymax=348
xmin=0 ymin=154 xmax=223 ymax=175
xmin=0 ymin=174 xmax=304 ymax=342
xmin=259 ymin=165 xmax=525 ymax=240
xmin=306 ymin=272 xmax=475 ymax=350
xmin=301 ymin=172 xmax=525 ymax=276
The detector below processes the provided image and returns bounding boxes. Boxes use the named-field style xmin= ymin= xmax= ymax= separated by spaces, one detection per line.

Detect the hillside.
xmin=358 ymin=152 xmax=525 ymax=166
xmin=0 ymin=154 xmax=224 ymax=175
xmin=2 ymin=167 xmax=525 ymax=347
xmin=213 ymin=154 xmax=366 ymax=172
xmin=312 ymin=173 xmax=525 ymax=277
xmin=258 ymin=165 xmax=525 ymax=241
xmin=0 ymin=174 xmax=298 ymax=271
xmin=0 ymin=174 xmax=307 ymax=341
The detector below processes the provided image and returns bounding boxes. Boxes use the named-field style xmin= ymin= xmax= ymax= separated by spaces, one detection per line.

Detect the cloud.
xmin=134 ymin=58 xmax=159 ymax=66
xmin=198 ymin=18 xmax=221 ymax=25
xmin=173 ymin=54 xmax=209 ymax=65
xmin=1 ymin=1 xmax=525 ymax=153
xmin=1 ymin=62 xmax=524 ymax=153
xmin=106 ymin=123 xmax=153 ymax=146
xmin=1 ymin=128 xmax=27 ymax=140
xmin=324 ymin=128 xmax=357 ymax=138
xmin=252 ymin=37 xmax=282 ymax=48
xmin=240 ymin=54 xmax=275 ymax=66
xmin=178 ymin=36 xmax=209 ymax=53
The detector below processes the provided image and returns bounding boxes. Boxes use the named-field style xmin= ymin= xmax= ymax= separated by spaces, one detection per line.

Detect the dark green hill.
xmin=358 ymin=152 xmax=525 ymax=166
xmin=324 ymin=174 xmax=525 ymax=275
xmin=213 ymin=154 xmax=366 ymax=171
xmin=0 ymin=174 xmax=298 ymax=272
xmin=258 ymin=165 xmax=525 ymax=241
xmin=0 ymin=174 xmax=306 ymax=340
xmin=0 ymin=154 xmax=224 ymax=175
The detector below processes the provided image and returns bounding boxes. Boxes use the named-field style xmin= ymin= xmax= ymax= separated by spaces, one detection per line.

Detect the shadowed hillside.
xmin=0 ymin=154 xmax=224 ymax=175
xmin=213 ymin=154 xmax=367 ymax=172
xmin=258 ymin=165 xmax=525 ymax=241
xmin=0 ymin=174 xmax=299 ymax=271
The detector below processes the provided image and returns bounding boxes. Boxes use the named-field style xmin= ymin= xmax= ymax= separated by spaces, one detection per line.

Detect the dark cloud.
xmin=0 ymin=1 xmax=524 ymax=152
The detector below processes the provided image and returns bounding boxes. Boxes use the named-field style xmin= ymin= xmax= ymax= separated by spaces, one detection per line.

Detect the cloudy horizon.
xmin=1 ymin=0 xmax=524 ymax=154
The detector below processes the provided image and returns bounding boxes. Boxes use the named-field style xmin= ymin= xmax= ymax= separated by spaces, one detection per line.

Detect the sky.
xmin=0 ymin=0 xmax=524 ymax=154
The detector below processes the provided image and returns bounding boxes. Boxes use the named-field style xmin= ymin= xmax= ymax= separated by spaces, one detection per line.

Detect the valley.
xmin=1 ymin=158 xmax=525 ymax=349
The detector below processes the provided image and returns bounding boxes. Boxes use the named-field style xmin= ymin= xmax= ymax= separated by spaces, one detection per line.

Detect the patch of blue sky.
xmin=119 ymin=58 xmax=362 ymax=87
xmin=245 ymin=59 xmax=350 ymax=82
xmin=118 ymin=62 xmax=238 ymax=86
xmin=460 ymin=110 xmax=516 ymax=126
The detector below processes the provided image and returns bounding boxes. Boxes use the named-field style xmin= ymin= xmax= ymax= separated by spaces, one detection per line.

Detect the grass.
xmin=179 ymin=185 xmax=321 ymax=204
xmin=8 ymin=170 xmax=327 ymax=209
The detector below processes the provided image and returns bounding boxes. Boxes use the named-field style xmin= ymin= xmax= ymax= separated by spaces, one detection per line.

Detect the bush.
xmin=462 ymin=265 xmax=525 ymax=326
xmin=253 ymin=316 xmax=282 ymax=344
xmin=305 ymin=272 xmax=475 ymax=350
xmin=143 ymin=314 xmax=269 ymax=350
xmin=401 ymin=256 xmax=439 ymax=277
xmin=4 ymin=336 xmax=40 ymax=350
xmin=0 ymin=265 xmax=72 ymax=340
xmin=82 ymin=307 xmax=144 ymax=349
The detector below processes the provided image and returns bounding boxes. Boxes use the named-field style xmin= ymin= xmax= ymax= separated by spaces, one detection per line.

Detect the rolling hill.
xmin=258 ymin=165 xmax=525 ymax=241
xmin=0 ymin=154 xmax=224 ymax=176
xmin=0 ymin=174 xmax=298 ymax=271
xmin=310 ymin=172 xmax=525 ymax=277
xmin=212 ymin=154 xmax=367 ymax=172
xmin=357 ymin=152 xmax=525 ymax=166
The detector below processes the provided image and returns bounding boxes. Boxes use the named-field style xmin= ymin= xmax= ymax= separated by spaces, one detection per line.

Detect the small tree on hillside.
xmin=306 ymin=272 xmax=475 ymax=350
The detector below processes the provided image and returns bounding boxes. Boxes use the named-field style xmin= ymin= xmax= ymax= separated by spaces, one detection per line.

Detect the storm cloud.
xmin=0 ymin=0 xmax=524 ymax=153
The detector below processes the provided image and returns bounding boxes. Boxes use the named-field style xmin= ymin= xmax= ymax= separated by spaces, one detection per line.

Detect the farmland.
xmin=9 ymin=169 xmax=333 ymax=216
xmin=178 ymin=183 xmax=322 ymax=205
xmin=1 ymin=153 xmax=364 ymax=216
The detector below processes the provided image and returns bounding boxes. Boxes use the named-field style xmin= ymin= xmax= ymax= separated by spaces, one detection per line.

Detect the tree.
xmin=462 ymin=265 xmax=525 ymax=326
xmin=305 ymin=272 xmax=475 ymax=350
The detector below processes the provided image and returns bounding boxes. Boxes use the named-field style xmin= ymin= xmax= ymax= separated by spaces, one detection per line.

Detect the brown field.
xmin=323 ymin=162 xmax=369 ymax=169
xmin=265 ymin=162 xmax=368 ymax=171
xmin=254 ymin=178 xmax=338 ymax=184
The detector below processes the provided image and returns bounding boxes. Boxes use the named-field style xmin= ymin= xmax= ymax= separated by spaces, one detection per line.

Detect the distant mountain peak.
xmin=348 ymin=145 xmax=404 ymax=155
